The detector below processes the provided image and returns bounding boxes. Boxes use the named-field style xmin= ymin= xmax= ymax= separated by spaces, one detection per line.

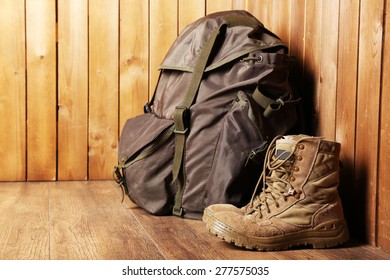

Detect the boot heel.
xmin=312 ymin=220 xmax=350 ymax=249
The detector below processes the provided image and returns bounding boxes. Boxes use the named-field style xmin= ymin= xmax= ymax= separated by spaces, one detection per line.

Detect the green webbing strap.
xmin=252 ymin=87 xmax=301 ymax=118
xmin=223 ymin=15 xmax=259 ymax=29
xmin=171 ymin=26 xmax=224 ymax=216
xmin=171 ymin=15 xmax=263 ymax=216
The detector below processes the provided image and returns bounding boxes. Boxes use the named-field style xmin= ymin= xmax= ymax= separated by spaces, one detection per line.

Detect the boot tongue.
xmin=255 ymin=135 xmax=309 ymax=214
xmin=275 ymin=135 xmax=301 ymax=160
xmin=254 ymin=136 xmax=298 ymax=214
xmin=269 ymin=136 xmax=300 ymax=181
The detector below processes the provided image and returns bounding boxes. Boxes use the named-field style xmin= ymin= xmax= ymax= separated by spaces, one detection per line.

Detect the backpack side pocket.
xmin=204 ymin=91 xmax=267 ymax=208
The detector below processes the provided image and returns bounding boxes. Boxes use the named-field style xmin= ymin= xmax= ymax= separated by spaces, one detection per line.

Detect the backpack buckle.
xmin=173 ymin=106 xmax=190 ymax=135
xmin=174 ymin=128 xmax=188 ymax=135
xmin=113 ymin=166 xmax=128 ymax=203
xmin=172 ymin=206 xmax=184 ymax=217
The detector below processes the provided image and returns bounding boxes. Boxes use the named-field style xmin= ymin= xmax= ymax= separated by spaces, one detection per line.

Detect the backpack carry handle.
xmin=223 ymin=14 xmax=260 ymax=29
xmin=252 ymin=87 xmax=301 ymax=118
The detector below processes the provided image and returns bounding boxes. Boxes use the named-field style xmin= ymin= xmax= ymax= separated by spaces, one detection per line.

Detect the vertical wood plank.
xmin=289 ymin=0 xmax=306 ymax=97
xmin=57 ymin=0 xmax=88 ymax=180
xmin=246 ymin=0 xmax=262 ymax=21
xmin=355 ymin=0 xmax=384 ymax=245
xmin=119 ymin=0 xmax=149 ymax=131
xmin=149 ymin=0 xmax=178 ymax=93
xmin=232 ymin=0 xmax=248 ymax=10
xmin=0 ymin=0 xmax=26 ymax=181
xmin=247 ymin=0 xmax=271 ymax=27
xmin=289 ymin=0 xmax=305 ymax=56
xmin=335 ymin=0 xmax=360 ymax=232
xmin=317 ymin=0 xmax=339 ymax=139
xmin=268 ymin=0 xmax=291 ymax=45
xmin=179 ymin=0 xmax=206 ymax=32
xmin=304 ymin=0 xmax=322 ymax=134
xmin=377 ymin=0 xmax=390 ymax=252
xmin=89 ymin=0 xmax=119 ymax=179
xmin=26 ymin=0 xmax=57 ymax=181
xmin=206 ymin=0 xmax=233 ymax=14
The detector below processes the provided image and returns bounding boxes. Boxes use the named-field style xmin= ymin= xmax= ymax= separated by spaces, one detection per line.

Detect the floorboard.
xmin=0 ymin=181 xmax=389 ymax=260
xmin=0 ymin=183 xmax=49 ymax=260
xmin=49 ymin=181 xmax=164 ymax=260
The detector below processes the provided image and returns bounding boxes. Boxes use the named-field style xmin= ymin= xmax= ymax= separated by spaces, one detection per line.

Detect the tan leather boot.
xmin=202 ymin=191 xmax=265 ymax=223
xmin=206 ymin=135 xmax=349 ymax=251
xmin=203 ymin=204 xmax=243 ymax=224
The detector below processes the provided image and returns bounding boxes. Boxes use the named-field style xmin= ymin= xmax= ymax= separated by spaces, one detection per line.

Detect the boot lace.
xmin=245 ymin=136 xmax=302 ymax=218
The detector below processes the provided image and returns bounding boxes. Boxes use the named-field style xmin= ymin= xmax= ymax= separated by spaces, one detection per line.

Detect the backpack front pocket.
xmin=118 ymin=113 xmax=176 ymax=215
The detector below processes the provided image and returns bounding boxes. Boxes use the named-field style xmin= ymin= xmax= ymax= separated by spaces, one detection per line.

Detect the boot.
xmin=203 ymin=189 xmax=265 ymax=223
xmin=206 ymin=135 xmax=349 ymax=251
xmin=203 ymin=204 xmax=243 ymax=224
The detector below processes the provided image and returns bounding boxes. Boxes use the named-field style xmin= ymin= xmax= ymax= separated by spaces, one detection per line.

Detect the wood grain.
xmin=26 ymin=0 xmax=57 ymax=181
xmin=206 ymin=0 xmax=233 ymax=14
xmin=355 ymin=0 xmax=384 ymax=245
xmin=0 ymin=0 xmax=26 ymax=181
xmin=268 ymin=0 xmax=291 ymax=46
xmin=179 ymin=0 xmax=206 ymax=32
xmin=57 ymin=0 xmax=88 ymax=180
xmin=149 ymin=0 xmax=178 ymax=93
xmin=318 ymin=0 xmax=339 ymax=140
xmin=248 ymin=0 xmax=271 ymax=27
xmin=49 ymin=181 xmax=164 ymax=259
xmin=0 ymin=183 xmax=49 ymax=259
xmin=303 ymin=0 xmax=322 ymax=134
xmin=377 ymin=0 xmax=390 ymax=251
xmin=88 ymin=0 xmax=119 ymax=179
xmin=1 ymin=0 xmax=390 ymax=253
xmin=232 ymin=0 xmax=248 ymax=10
xmin=335 ymin=0 xmax=360 ymax=234
xmin=246 ymin=0 xmax=262 ymax=23
xmin=119 ymin=0 xmax=149 ymax=130
xmin=127 ymin=203 xmax=276 ymax=260
xmin=288 ymin=0 xmax=305 ymax=114
xmin=1 ymin=181 xmax=390 ymax=260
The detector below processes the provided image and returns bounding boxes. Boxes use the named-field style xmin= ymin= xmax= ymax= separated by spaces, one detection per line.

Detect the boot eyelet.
xmin=297 ymin=144 xmax=305 ymax=150
xmin=289 ymin=176 xmax=296 ymax=182
xmin=293 ymin=166 xmax=299 ymax=172
xmin=296 ymin=155 xmax=303 ymax=161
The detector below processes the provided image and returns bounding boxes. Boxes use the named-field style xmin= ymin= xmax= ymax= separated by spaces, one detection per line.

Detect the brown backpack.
xmin=114 ymin=10 xmax=301 ymax=219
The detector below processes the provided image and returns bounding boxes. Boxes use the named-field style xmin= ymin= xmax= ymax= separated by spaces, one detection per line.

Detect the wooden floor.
xmin=0 ymin=180 xmax=389 ymax=260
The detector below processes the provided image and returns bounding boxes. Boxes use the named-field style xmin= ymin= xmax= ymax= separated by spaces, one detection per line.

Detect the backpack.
xmin=114 ymin=10 xmax=301 ymax=219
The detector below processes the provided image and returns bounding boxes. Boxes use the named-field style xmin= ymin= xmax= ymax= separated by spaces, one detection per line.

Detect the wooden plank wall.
xmin=0 ymin=0 xmax=26 ymax=181
xmin=57 ymin=0 xmax=88 ymax=180
xmin=0 ymin=0 xmax=389 ymax=251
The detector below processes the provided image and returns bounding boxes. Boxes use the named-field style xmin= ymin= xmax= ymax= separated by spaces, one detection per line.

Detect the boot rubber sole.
xmin=202 ymin=207 xmax=213 ymax=224
xmin=207 ymin=218 xmax=350 ymax=251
